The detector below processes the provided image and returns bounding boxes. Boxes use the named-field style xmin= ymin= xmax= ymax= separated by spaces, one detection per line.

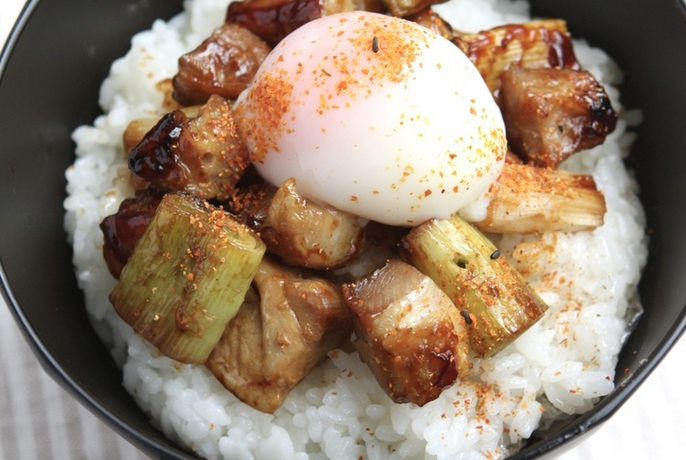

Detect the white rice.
xmin=63 ymin=0 xmax=649 ymax=458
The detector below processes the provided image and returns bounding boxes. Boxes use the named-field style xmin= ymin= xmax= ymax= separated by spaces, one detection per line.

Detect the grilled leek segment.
xmin=109 ymin=192 xmax=266 ymax=363
xmin=453 ymin=19 xmax=578 ymax=95
xmin=400 ymin=214 xmax=547 ymax=357
xmin=474 ymin=163 xmax=607 ymax=234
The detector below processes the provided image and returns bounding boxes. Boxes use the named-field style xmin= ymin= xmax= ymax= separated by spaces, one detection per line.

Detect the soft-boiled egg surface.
xmin=234 ymin=11 xmax=507 ymax=226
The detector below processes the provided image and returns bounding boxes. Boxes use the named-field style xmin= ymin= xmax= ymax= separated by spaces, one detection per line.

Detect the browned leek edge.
xmin=474 ymin=163 xmax=606 ymax=234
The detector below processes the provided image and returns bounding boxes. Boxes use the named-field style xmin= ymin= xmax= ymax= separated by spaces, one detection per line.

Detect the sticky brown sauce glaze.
xmin=128 ymin=111 xmax=188 ymax=191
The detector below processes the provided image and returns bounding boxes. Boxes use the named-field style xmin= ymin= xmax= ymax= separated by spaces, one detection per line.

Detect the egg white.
xmin=235 ymin=11 xmax=506 ymax=226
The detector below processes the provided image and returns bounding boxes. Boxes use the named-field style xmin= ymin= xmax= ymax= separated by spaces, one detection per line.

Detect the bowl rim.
xmin=0 ymin=0 xmax=193 ymax=457
xmin=1 ymin=0 xmax=686 ymax=459
xmin=0 ymin=271 xmax=195 ymax=458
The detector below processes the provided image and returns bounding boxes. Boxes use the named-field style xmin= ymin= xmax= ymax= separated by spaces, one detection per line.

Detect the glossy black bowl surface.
xmin=1 ymin=0 xmax=685 ymax=458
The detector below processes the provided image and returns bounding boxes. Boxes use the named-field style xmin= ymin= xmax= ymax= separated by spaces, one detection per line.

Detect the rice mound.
xmin=63 ymin=0 xmax=648 ymax=458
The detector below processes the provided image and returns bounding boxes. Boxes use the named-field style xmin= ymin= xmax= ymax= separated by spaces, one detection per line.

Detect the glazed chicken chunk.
xmin=100 ymin=189 xmax=164 ymax=279
xmin=172 ymin=23 xmax=271 ymax=106
xmin=206 ymin=257 xmax=353 ymax=413
xmin=380 ymin=0 xmax=446 ymax=18
xmin=407 ymin=7 xmax=453 ymax=39
xmin=343 ymin=258 xmax=472 ymax=406
xmin=127 ymin=94 xmax=249 ymax=200
xmin=225 ymin=0 xmax=384 ymax=47
xmin=499 ymin=66 xmax=618 ymax=167
xmin=231 ymin=178 xmax=366 ymax=270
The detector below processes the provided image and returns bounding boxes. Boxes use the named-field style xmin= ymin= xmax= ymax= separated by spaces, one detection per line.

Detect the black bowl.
xmin=1 ymin=0 xmax=685 ymax=458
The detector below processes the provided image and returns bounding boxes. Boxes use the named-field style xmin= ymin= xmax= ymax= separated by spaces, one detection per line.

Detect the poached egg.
xmin=234 ymin=11 xmax=506 ymax=226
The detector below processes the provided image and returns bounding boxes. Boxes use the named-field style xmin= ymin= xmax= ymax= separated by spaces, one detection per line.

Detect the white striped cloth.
xmin=1 ymin=1 xmax=685 ymax=459
xmin=0 ymin=300 xmax=149 ymax=460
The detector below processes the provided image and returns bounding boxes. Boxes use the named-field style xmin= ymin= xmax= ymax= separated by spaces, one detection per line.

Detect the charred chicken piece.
xmin=453 ymin=19 xmax=579 ymax=97
xmin=499 ymin=66 xmax=618 ymax=168
xmin=226 ymin=0 xmax=322 ymax=47
xmin=226 ymin=0 xmax=384 ymax=47
xmin=128 ymin=94 xmax=249 ymax=201
xmin=406 ymin=7 xmax=453 ymax=39
xmin=100 ymin=189 xmax=164 ymax=279
xmin=262 ymin=178 xmax=365 ymax=270
xmin=474 ymin=163 xmax=606 ymax=234
xmin=232 ymin=178 xmax=365 ymax=270
xmin=172 ymin=23 xmax=271 ymax=106
xmin=122 ymin=117 xmax=161 ymax=191
xmin=206 ymin=257 xmax=353 ymax=413
xmin=229 ymin=180 xmax=275 ymax=229
xmin=331 ymin=221 xmax=409 ymax=283
xmin=505 ymin=149 xmax=525 ymax=164
xmin=380 ymin=0 xmax=445 ymax=18
xmin=343 ymin=258 xmax=472 ymax=406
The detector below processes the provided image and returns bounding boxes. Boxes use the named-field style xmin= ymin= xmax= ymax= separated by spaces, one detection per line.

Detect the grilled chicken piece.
xmin=100 ymin=189 xmax=164 ymax=279
xmin=381 ymin=0 xmax=446 ymax=18
xmin=229 ymin=180 xmax=274 ymax=228
xmin=473 ymin=163 xmax=606 ymax=234
xmin=499 ymin=66 xmax=618 ymax=168
xmin=127 ymin=94 xmax=249 ymax=201
xmin=407 ymin=7 xmax=453 ymax=39
xmin=453 ymin=19 xmax=579 ymax=97
xmin=226 ymin=0 xmax=385 ymax=47
xmin=172 ymin=23 xmax=271 ymax=106
xmin=262 ymin=178 xmax=365 ymax=269
xmin=122 ymin=117 xmax=160 ymax=192
xmin=231 ymin=178 xmax=365 ymax=270
xmin=206 ymin=257 xmax=353 ymax=413
xmin=343 ymin=258 xmax=472 ymax=406
xmin=505 ymin=149 xmax=524 ymax=164
xmin=332 ymin=221 xmax=409 ymax=282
